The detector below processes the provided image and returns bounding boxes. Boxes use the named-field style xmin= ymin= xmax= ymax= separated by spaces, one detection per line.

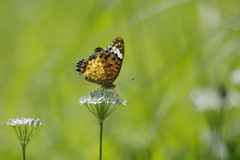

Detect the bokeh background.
xmin=1 ymin=0 xmax=240 ymax=159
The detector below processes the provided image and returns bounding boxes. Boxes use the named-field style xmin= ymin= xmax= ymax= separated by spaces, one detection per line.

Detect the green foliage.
xmin=1 ymin=0 xmax=240 ymax=159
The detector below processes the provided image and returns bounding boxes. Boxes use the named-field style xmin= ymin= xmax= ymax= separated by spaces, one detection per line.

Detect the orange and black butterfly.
xmin=76 ymin=37 xmax=124 ymax=89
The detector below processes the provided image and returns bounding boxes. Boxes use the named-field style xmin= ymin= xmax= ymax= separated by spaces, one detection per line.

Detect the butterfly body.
xmin=76 ymin=37 xmax=124 ymax=89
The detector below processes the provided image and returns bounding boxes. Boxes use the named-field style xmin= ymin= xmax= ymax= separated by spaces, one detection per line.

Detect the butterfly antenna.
xmin=115 ymin=78 xmax=134 ymax=86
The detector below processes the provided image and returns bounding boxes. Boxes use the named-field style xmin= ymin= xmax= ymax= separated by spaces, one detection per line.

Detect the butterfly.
xmin=76 ymin=37 xmax=124 ymax=89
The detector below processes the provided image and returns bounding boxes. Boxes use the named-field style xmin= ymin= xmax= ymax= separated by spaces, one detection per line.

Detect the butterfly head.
xmin=101 ymin=83 xmax=116 ymax=89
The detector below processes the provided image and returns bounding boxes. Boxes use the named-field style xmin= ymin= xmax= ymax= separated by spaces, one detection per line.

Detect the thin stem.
xmin=22 ymin=146 xmax=26 ymax=160
xmin=104 ymin=104 xmax=119 ymax=119
xmin=99 ymin=120 xmax=104 ymax=160
xmin=85 ymin=104 xmax=98 ymax=118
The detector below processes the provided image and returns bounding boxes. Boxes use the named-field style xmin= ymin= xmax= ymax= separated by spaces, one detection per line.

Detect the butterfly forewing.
xmin=104 ymin=37 xmax=124 ymax=82
xmin=76 ymin=37 xmax=124 ymax=89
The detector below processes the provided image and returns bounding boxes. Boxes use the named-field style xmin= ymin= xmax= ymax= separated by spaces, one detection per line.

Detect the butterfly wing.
xmin=76 ymin=37 xmax=124 ymax=89
xmin=104 ymin=37 xmax=124 ymax=83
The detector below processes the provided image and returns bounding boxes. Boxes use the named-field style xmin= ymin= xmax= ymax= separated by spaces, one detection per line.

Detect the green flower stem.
xmin=22 ymin=146 xmax=26 ymax=160
xmin=99 ymin=120 xmax=104 ymax=160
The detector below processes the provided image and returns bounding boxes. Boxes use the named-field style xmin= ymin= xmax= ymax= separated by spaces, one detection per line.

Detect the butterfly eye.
xmin=94 ymin=47 xmax=103 ymax=53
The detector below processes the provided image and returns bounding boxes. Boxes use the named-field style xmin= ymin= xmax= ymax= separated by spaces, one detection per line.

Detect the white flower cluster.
xmin=7 ymin=117 xmax=41 ymax=127
xmin=7 ymin=117 xmax=42 ymax=148
xmin=232 ymin=68 xmax=240 ymax=85
xmin=79 ymin=90 xmax=127 ymax=105
xmin=191 ymin=88 xmax=240 ymax=112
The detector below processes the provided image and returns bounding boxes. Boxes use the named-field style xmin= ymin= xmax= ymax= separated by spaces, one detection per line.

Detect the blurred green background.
xmin=1 ymin=0 xmax=240 ymax=159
